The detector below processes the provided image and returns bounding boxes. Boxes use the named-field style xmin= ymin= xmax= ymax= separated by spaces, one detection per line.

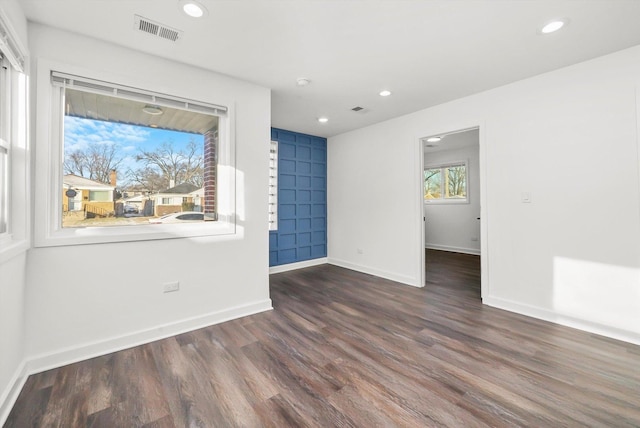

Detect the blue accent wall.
xmin=269 ymin=128 xmax=327 ymax=266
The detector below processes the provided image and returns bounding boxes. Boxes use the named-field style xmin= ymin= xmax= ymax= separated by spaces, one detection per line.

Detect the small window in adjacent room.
xmin=268 ymin=140 xmax=278 ymax=231
xmin=424 ymin=161 xmax=468 ymax=203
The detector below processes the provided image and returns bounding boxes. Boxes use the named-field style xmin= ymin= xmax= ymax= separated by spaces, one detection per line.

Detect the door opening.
xmin=420 ymin=127 xmax=483 ymax=298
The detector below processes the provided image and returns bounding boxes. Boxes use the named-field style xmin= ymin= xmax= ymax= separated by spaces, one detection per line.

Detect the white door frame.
xmin=418 ymin=125 xmax=489 ymax=301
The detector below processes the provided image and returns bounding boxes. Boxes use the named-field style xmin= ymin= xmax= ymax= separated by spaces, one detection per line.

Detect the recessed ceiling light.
xmin=426 ymin=136 xmax=442 ymax=143
xmin=318 ymin=117 xmax=329 ymax=123
xmin=297 ymin=78 xmax=311 ymax=86
xmin=379 ymin=90 xmax=392 ymax=97
xmin=180 ymin=0 xmax=208 ymax=18
xmin=539 ymin=19 xmax=567 ymax=34
xmin=142 ymin=105 xmax=163 ymax=115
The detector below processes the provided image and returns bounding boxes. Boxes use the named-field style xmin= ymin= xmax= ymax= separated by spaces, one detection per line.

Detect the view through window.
xmin=424 ymin=162 xmax=468 ymax=202
xmin=57 ymin=74 xmax=222 ymax=228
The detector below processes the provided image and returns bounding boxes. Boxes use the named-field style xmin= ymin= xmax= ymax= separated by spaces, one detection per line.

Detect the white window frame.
xmin=0 ymin=61 xmax=8 ymax=238
xmin=0 ymin=8 xmax=29 ymax=262
xmin=424 ymin=160 xmax=469 ymax=204
xmin=268 ymin=140 xmax=278 ymax=231
xmin=34 ymin=60 xmax=236 ymax=247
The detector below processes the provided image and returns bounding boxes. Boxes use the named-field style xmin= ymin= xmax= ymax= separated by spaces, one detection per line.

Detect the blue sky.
xmin=64 ymin=116 xmax=204 ymax=174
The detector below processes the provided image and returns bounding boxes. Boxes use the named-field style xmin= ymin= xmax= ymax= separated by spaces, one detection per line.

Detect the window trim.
xmin=0 ymin=58 xmax=9 ymax=238
xmin=34 ymin=59 xmax=236 ymax=247
xmin=0 ymin=41 xmax=29 ymax=262
xmin=424 ymin=159 xmax=470 ymax=205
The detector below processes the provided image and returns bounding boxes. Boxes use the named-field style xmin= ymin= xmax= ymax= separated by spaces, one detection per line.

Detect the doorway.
xmin=419 ymin=127 xmax=484 ymax=298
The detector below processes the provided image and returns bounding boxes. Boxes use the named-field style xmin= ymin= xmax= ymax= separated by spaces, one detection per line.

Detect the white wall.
xmin=328 ymin=44 xmax=640 ymax=344
xmin=0 ymin=0 xmax=28 ymax=423
xmin=25 ymin=24 xmax=272 ymax=370
xmin=424 ymin=143 xmax=480 ymax=255
xmin=0 ymin=254 xmax=27 ymax=421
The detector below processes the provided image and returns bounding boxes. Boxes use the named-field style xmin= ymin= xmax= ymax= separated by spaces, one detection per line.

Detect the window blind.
xmin=51 ymin=71 xmax=227 ymax=116
xmin=0 ymin=11 xmax=26 ymax=72
xmin=268 ymin=140 xmax=278 ymax=231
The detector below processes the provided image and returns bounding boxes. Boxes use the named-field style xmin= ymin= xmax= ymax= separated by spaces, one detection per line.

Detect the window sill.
xmin=424 ymin=199 xmax=470 ymax=205
xmin=0 ymin=236 xmax=29 ymax=264
xmin=34 ymin=220 xmax=236 ymax=248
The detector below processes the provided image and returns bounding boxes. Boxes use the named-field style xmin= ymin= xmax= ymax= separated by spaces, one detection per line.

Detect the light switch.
xmin=521 ymin=192 xmax=531 ymax=203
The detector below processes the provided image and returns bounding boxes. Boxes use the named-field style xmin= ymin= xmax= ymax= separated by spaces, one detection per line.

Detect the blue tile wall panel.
xmin=269 ymin=128 xmax=327 ymax=267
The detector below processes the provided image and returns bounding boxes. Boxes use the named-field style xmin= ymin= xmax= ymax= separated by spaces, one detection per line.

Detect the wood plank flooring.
xmin=6 ymin=250 xmax=640 ymax=427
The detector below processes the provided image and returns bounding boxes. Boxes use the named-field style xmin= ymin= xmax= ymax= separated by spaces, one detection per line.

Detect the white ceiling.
xmin=21 ymin=0 xmax=640 ymax=138
xmin=423 ymin=128 xmax=479 ymax=154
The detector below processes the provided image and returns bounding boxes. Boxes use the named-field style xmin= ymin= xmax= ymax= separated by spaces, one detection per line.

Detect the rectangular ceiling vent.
xmin=134 ymin=15 xmax=183 ymax=42
xmin=351 ymin=106 xmax=369 ymax=113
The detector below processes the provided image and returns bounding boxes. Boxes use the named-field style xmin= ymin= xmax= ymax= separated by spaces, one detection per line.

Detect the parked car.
xmin=148 ymin=211 xmax=214 ymax=224
xmin=124 ymin=204 xmax=139 ymax=214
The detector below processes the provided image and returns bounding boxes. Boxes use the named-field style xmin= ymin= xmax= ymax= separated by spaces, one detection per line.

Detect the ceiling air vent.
xmin=351 ymin=106 xmax=370 ymax=113
xmin=134 ymin=15 xmax=183 ymax=42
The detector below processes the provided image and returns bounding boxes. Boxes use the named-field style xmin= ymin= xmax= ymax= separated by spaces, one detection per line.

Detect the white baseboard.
xmin=484 ymin=296 xmax=640 ymax=346
xmin=269 ymin=257 xmax=328 ymax=274
xmin=25 ymin=299 xmax=273 ymax=376
xmin=0 ymin=361 xmax=27 ymax=426
xmin=425 ymin=244 xmax=481 ymax=256
xmin=327 ymin=257 xmax=420 ymax=287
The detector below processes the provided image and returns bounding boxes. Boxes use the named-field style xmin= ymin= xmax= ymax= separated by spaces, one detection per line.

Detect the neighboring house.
xmin=62 ymin=174 xmax=115 ymax=217
xmin=121 ymin=194 xmax=144 ymax=211
xmin=189 ymin=187 xmax=205 ymax=213
xmin=153 ymin=182 xmax=201 ymax=217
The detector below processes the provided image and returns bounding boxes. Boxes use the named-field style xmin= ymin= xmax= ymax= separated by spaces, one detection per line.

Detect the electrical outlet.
xmin=357 ymin=248 xmax=363 ymax=254
xmin=163 ymin=281 xmax=180 ymax=293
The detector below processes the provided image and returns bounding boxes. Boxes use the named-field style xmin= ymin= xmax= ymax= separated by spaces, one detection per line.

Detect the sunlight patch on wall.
xmin=553 ymin=257 xmax=640 ymax=332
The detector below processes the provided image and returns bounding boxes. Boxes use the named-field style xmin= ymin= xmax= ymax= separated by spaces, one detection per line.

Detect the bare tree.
xmin=132 ymin=139 xmax=203 ymax=189
xmin=124 ymin=167 xmax=166 ymax=194
xmin=64 ymin=150 xmax=88 ymax=178
xmin=447 ymin=166 xmax=466 ymax=197
xmin=424 ymin=169 xmax=441 ymax=198
xmin=64 ymin=144 xmax=123 ymax=184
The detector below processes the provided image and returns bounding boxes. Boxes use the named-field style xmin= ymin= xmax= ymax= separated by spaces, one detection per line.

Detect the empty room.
xmin=1 ymin=0 xmax=639 ymax=426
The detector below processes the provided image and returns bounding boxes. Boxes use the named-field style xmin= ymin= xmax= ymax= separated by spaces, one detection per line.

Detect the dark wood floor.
xmin=6 ymin=250 xmax=640 ymax=427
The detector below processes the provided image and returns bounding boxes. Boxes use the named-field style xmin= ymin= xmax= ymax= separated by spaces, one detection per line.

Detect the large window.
xmin=53 ymin=72 xmax=222 ymax=229
xmin=35 ymin=64 xmax=235 ymax=246
xmin=424 ymin=161 xmax=468 ymax=203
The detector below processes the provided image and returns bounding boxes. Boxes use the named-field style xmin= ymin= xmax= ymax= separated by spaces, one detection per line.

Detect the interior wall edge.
xmin=269 ymin=257 xmax=328 ymax=274
xmin=328 ymin=258 xmax=420 ymax=288
xmin=0 ymin=361 xmax=27 ymax=427
xmin=23 ymin=299 xmax=273 ymax=376
xmin=425 ymin=244 xmax=481 ymax=256
xmin=484 ymin=296 xmax=640 ymax=347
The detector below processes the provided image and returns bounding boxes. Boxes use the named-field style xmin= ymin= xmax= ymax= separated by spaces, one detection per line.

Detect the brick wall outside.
xmin=203 ymin=129 xmax=217 ymax=215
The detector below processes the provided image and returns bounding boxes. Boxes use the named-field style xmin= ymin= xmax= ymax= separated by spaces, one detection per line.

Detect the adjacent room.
xmin=1 ymin=0 xmax=639 ymax=426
